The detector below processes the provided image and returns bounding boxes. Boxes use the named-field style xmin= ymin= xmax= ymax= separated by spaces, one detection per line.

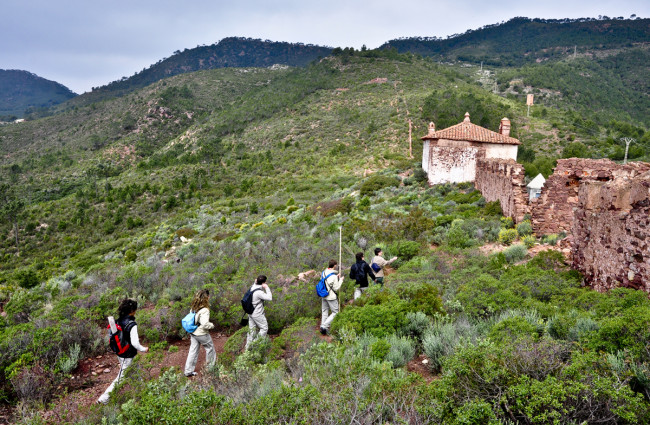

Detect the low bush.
xmin=359 ymin=175 xmax=400 ymax=197
xmin=385 ymin=334 xmax=416 ymax=368
xmin=516 ymin=220 xmax=533 ymax=237
xmin=503 ymin=243 xmax=527 ymax=263
xmin=389 ymin=240 xmax=420 ymax=261
xmin=498 ymin=228 xmax=518 ymax=245
xmin=521 ymin=234 xmax=536 ymax=248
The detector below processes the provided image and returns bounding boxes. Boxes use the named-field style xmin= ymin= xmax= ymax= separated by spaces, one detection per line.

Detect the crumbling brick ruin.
xmin=573 ymin=171 xmax=650 ymax=292
xmin=530 ymin=159 xmax=650 ymax=235
xmin=475 ymin=158 xmax=529 ymax=222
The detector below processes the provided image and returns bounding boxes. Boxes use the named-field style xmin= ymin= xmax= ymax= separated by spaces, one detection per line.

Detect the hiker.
xmin=184 ymin=289 xmax=216 ymax=377
xmin=371 ymin=247 xmax=397 ymax=287
xmin=319 ymin=259 xmax=344 ymax=335
xmin=246 ymin=275 xmax=272 ymax=349
xmin=98 ymin=299 xmax=148 ymax=404
xmin=350 ymin=252 xmax=376 ymax=300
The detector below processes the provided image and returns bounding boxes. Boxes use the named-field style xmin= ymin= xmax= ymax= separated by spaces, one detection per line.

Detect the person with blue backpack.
xmin=317 ymin=259 xmax=344 ymax=335
xmin=98 ymin=299 xmax=148 ymax=404
xmin=370 ymin=247 xmax=397 ymax=287
xmin=245 ymin=275 xmax=273 ymax=350
xmin=183 ymin=289 xmax=216 ymax=377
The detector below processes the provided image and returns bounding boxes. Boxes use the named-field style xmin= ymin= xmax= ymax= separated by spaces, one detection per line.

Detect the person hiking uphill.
xmin=246 ymin=275 xmax=272 ymax=350
xmin=98 ymin=299 xmax=148 ymax=404
xmin=371 ymin=247 xmax=397 ymax=287
xmin=184 ymin=289 xmax=216 ymax=377
xmin=319 ymin=259 xmax=344 ymax=335
xmin=350 ymin=252 xmax=376 ymax=300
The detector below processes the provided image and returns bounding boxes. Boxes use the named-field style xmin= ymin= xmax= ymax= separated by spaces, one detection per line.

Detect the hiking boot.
xmin=185 ymin=372 xmax=197 ymax=377
xmin=320 ymin=327 xmax=327 ymax=335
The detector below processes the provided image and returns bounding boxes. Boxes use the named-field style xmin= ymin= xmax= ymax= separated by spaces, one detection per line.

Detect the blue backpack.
xmin=316 ymin=271 xmax=337 ymax=297
xmin=370 ymin=262 xmax=381 ymax=273
xmin=182 ymin=310 xmax=199 ymax=334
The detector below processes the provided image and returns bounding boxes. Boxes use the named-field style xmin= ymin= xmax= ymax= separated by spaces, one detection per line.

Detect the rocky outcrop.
xmin=573 ymin=171 xmax=650 ymax=293
xmin=475 ymin=158 xmax=529 ymax=222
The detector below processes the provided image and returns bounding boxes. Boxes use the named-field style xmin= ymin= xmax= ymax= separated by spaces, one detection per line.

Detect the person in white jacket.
xmin=246 ymin=275 xmax=272 ymax=349
xmin=320 ymin=260 xmax=344 ymax=335
xmin=184 ymin=289 xmax=216 ymax=377
xmin=98 ymin=299 xmax=148 ymax=404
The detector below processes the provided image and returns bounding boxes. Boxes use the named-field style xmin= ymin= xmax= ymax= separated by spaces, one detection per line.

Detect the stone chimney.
xmin=428 ymin=122 xmax=436 ymax=135
xmin=463 ymin=112 xmax=470 ymax=122
xmin=499 ymin=118 xmax=511 ymax=136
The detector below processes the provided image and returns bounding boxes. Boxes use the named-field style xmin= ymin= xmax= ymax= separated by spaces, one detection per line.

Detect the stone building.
xmin=421 ymin=112 xmax=520 ymax=185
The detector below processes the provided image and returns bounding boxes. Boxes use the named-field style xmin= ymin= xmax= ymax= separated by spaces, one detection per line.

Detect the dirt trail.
xmin=17 ymin=333 xmax=230 ymax=424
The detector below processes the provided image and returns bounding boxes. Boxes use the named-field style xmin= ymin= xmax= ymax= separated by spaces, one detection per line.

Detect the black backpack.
xmin=107 ymin=319 xmax=135 ymax=356
xmin=241 ymin=287 xmax=262 ymax=315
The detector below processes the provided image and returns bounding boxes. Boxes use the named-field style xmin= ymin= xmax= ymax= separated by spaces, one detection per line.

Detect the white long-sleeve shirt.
xmin=250 ymin=284 xmax=272 ymax=317
xmin=323 ymin=268 xmax=344 ymax=301
xmin=129 ymin=325 xmax=147 ymax=352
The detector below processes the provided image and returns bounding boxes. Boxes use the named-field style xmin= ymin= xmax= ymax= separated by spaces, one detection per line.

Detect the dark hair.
xmin=118 ymin=299 xmax=138 ymax=318
xmin=355 ymin=252 xmax=364 ymax=262
xmin=328 ymin=259 xmax=338 ymax=268
xmin=374 ymin=247 xmax=382 ymax=256
xmin=256 ymin=275 xmax=267 ymax=285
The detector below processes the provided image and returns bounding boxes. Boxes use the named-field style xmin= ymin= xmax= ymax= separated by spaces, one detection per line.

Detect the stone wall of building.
xmin=573 ymin=171 xmax=650 ymax=293
xmin=475 ymin=158 xmax=529 ymax=222
xmin=426 ymin=145 xmax=479 ymax=185
xmin=530 ymin=159 xmax=650 ymax=235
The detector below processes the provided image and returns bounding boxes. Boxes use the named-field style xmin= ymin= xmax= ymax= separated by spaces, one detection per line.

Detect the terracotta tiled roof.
xmin=422 ymin=115 xmax=521 ymax=145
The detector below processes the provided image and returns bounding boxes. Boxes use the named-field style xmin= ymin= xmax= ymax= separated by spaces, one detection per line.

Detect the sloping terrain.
xmin=0 ymin=70 xmax=76 ymax=120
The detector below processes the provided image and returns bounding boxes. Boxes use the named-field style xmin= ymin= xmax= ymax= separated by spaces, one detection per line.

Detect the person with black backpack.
xmin=350 ymin=252 xmax=376 ymax=300
xmin=98 ymin=299 xmax=148 ymax=404
xmin=318 ymin=259 xmax=344 ymax=335
xmin=245 ymin=275 xmax=272 ymax=350
xmin=183 ymin=289 xmax=216 ymax=377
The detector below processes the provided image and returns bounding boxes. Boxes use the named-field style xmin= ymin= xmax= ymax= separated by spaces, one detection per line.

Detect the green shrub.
xmin=516 ymin=221 xmax=532 ymax=236
xmin=542 ymin=233 xmax=560 ymax=245
xmin=14 ymin=268 xmax=40 ymax=289
xmin=500 ymin=216 xmax=514 ymax=229
xmin=503 ymin=244 xmax=527 ymax=263
xmin=389 ymin=240 xmax=420 ymax=261
xmin=369 ymin=338 xmax=391 ymax=361
xmin=331 ymin=298 xmax=410 ymax=338
xmin=399 ymin=311 xmax=430 ymax=342
xmin=521 ymin=234 xmax=536 ymax=248
xmin=359 ymin=175 xmax=400 ymax=197
xmin=498 ymin=228 xmax=518 ymax=245
xmin=175 ymin=227 xmax=197 ymax=239
xmin=385 ymin=334 xmax=416 ymax=368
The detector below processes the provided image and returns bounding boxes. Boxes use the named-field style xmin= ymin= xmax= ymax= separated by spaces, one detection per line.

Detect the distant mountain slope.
xmin=72 ymin=37 xmax=332 ymax=105
xmin=381 ymin=17 xmax=650 ymax=65
xmin=0 ymin=70 xmax=76 ymax=119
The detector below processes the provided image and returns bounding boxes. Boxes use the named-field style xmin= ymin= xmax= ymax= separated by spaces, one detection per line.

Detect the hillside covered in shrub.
xmin=0 ymin=40 xmax=649 ymax=423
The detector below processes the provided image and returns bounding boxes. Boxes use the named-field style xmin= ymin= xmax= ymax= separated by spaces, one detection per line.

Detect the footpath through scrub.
xmin=11 ymin=323 xmax=339 ymax=424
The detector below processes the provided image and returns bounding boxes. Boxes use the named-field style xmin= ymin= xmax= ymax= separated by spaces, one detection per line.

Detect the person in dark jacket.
xmin=98 ymin=299 xmax=148 ymax=404
xmin=350 ymin=252 xmax=376 ymax=299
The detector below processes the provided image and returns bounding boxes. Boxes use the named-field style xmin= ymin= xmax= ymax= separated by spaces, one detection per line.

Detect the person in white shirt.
xmin=98 ymin=299 xmax=148 ymax=404
xmin=371 ymin=247 xmax=397 ymax=287
xmin=246 ymin=275 xmax=273 ymax=349
xmin=320 ymin=260 xmax=344 ymax=335
xmin=184 ymin=289 xmax=216 ymax=377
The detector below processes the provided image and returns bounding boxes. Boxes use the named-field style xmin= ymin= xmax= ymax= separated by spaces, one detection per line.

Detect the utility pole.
xmin=408 ymin=120 xmax=413 ymax=158
xmin=621 ymin=137 xmax=635 ymax=164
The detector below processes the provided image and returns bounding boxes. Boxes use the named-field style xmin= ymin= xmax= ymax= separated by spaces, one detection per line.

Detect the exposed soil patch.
xmin=407 ymin=354 xmax=436 ymax=383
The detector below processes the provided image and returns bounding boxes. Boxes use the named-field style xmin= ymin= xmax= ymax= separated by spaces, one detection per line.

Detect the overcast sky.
xmin=1 ymin=0 xmax=646 ymax=94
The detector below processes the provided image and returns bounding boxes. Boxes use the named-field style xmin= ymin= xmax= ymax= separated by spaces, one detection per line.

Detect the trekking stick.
xmin=339 ymin=226 xmax=342 ymax=312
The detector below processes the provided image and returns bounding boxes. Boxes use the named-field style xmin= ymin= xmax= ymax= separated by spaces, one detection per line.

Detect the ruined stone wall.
xmin=573 ymin=171 xmax=650 ymax=293
xmin=475 ymin=158 xmax=529 ymax=222
xmin=530 ymin=159 xmax=650 ymax=235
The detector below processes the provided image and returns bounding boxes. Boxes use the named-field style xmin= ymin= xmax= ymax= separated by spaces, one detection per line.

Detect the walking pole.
xmin=338 ymin=226 xmax=342 ymax=312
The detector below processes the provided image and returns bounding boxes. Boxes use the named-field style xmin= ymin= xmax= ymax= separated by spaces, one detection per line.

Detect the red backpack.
xmin=107 ymin=320 xmax=135 ymax=355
